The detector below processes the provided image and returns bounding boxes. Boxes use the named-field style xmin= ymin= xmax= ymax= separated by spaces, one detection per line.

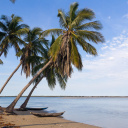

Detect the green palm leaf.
xmin=0 ymin=21 xmax=7 ymax=31
xmin=76 ymin=30 xmax=104 ymax=43
xmin=49 ymin=35 xmax=63 ymax=61
xmin=0 ymin=14 xmax=29 ymax=57
xmin=0 ymin=59 xmax=3 ymax=64
xmin=70 ymin=37 xmax=82 ymax=70
xmin=69 ymin=2 xmax=78 ymax=22
xmin=42 ymin=29 xmax=62 ymax=37
xmin=76 ymin=21 xmax=102 ymax=30
xmin=71 ymin=8 xmax=95 ymax=29
xmin=58 ymin=10 xmax=67 ymax=28
xmin=71 ymin=32 xmax=97 ymax=55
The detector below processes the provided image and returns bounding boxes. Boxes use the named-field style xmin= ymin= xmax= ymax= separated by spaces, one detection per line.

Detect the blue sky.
xmin=0 ymin=0 xmax=128 ymax=96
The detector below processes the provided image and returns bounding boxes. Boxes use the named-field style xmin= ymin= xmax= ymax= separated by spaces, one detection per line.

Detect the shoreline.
xmin=0 ymin=96 xmax=128 ymax=98
xmin=0 ymin=110 xmax=100 ymax=128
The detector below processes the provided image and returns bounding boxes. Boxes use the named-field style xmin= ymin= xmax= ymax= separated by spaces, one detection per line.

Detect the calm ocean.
xmin=0 ymin=97 xmax=128 ymax=128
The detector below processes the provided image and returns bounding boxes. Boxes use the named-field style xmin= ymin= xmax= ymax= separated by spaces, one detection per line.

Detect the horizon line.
xmin=0 ymin=96 xmax=128 ymax=97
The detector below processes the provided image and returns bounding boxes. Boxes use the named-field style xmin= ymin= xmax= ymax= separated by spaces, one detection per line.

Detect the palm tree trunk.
xmin=5 ymin=59 xmax=52 ymax=113
xmin=20 ymin=75 xmax=44 ymax=109
xmin=0 ymin=60 xmax=22 ymax=94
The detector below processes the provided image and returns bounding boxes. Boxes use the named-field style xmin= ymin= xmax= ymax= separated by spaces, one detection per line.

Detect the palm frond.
xmin=11 ymin=15 xmax=22 ymax=22
xmin=79 ymin=39 xmax=97 ymax=55
xmin=75 ymin=21 xmax=102 ymax=30
xmin=32 ymin=27 xmax=42 ymax=35
xmin=1 ymin=15 xmax=10 ymax=23
xmin=50 ymin=35 xmax=56 ymax=46
xmin=58 ymin=10 xmax=67 ymax=28
xmin=70 ymin=37 xmax=83 ymax=70
xmin=0 ymin=21 xmax=7 ymax=31
xmin=41 ymin=29 xmax=62 ymax=37
xmin=45 ymin=67 xmax=56 ymax=90
xmin=49 ymin=35 xmax=63 ymax=61
xmin=55 ymin=71 xmax=67 ymax=90
xmin=71 ymin=8 xmax=95 ymax=28
xmin=69 ymin=2 xmax=78 ymax=23
xmin=0 ymin=59 xmax=3 ymax=64
xmin=32 ymin=63 xmax=45 ymax=76
xmin=16 ymin=28 xmax=29 ymax=36
xmin=11 ymin=36 xmax=26 ymax=46
xmin=76 ymin=30 xmax=105 ymax=43
xmin=71 ymin=32 xmax=97 ymax=55
xmin=15 ymin=24 xmax=29 ymax=31
xmin=0 ymin=32 xmax=6 ymax=41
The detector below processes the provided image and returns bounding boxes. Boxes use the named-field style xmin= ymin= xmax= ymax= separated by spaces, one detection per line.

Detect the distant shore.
xmin=0 ymin=96 xmax=128 ymax=98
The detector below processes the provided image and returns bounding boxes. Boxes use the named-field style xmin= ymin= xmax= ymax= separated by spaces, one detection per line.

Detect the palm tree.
xmin=42 ymin=2 xmax=105 ymax=77
xmin=0 ymin=27 xmax=47 ymax=94
xmin=4 ymin=2 xmax=104 ymax=113
xmin=0 ymin=14 xmax=28 ymax=57
xmin=20 ymin=39 xmax=67 ymax=109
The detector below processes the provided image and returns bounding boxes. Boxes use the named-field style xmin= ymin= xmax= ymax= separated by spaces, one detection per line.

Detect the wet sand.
xmin=0 ymin=110 xmax=100 ymax=128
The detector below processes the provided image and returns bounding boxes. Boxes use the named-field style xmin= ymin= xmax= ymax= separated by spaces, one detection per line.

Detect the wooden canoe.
xmin=30 ymin=111 xmax=65 ymax=117
xmin=26 ymin=107 xmax=48 ymax=110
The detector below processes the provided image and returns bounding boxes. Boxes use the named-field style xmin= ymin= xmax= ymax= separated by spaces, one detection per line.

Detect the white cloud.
xmin=123 ymin=14 xmax=128 ymax=19
xmin=108 ymin=57 xmax=114 ymax=60
xmin=1 ymin=31 xmax=128 ymax=96
xmin=74 ymin=31 xmax=128 ymax=81
xmin=101 ymin=45 xmax=108 ymax=50
xmin=122 ymin=30 xmax=126 ymax=34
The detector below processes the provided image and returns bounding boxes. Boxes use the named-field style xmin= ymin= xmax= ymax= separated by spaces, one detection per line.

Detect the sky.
xmin=0 ymin=0 xmax=128 ymax=96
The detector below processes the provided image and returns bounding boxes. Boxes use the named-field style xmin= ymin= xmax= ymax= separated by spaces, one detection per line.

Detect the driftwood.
xmin=26 ymin=107 xmax=48 ymax=110
xmin=30 ymin=111 xmax=65 ymax=117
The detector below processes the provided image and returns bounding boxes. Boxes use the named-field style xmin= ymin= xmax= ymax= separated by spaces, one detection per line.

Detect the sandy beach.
xmin=0 ymin=110 xmax=100 ymax=128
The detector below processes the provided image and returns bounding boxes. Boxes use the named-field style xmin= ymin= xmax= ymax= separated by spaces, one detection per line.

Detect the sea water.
xmin=0 ymin=97 xmax=128 ymax=128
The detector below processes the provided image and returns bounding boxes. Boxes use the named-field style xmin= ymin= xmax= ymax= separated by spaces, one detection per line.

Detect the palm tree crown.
xmin=0 ymin=14 xmax=28 ymax=57
xmin=32 ymin=36 xmax=67 ymax=90
xmin=42 ymin=2 xmax=105 ymax=77
xmin=0 ymin=27 xmax=47 ymax=94
xmin=18 ymin=27 xmax=48 ymax=78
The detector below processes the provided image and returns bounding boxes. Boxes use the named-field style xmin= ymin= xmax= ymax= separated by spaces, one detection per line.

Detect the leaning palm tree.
xmin=4 ymin=2 xmax=104 ymax=113
xmin=0 ymin=27 xmax=47 ymax=94
xmin=0 ymin=14 xmax=28 ymax=57
xmin=20 ymin=41 xmax=67 ymax=109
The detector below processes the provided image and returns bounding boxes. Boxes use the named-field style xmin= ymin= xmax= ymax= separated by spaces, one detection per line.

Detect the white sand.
xmin=1 ymin=110 xmax=100 ymax=128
